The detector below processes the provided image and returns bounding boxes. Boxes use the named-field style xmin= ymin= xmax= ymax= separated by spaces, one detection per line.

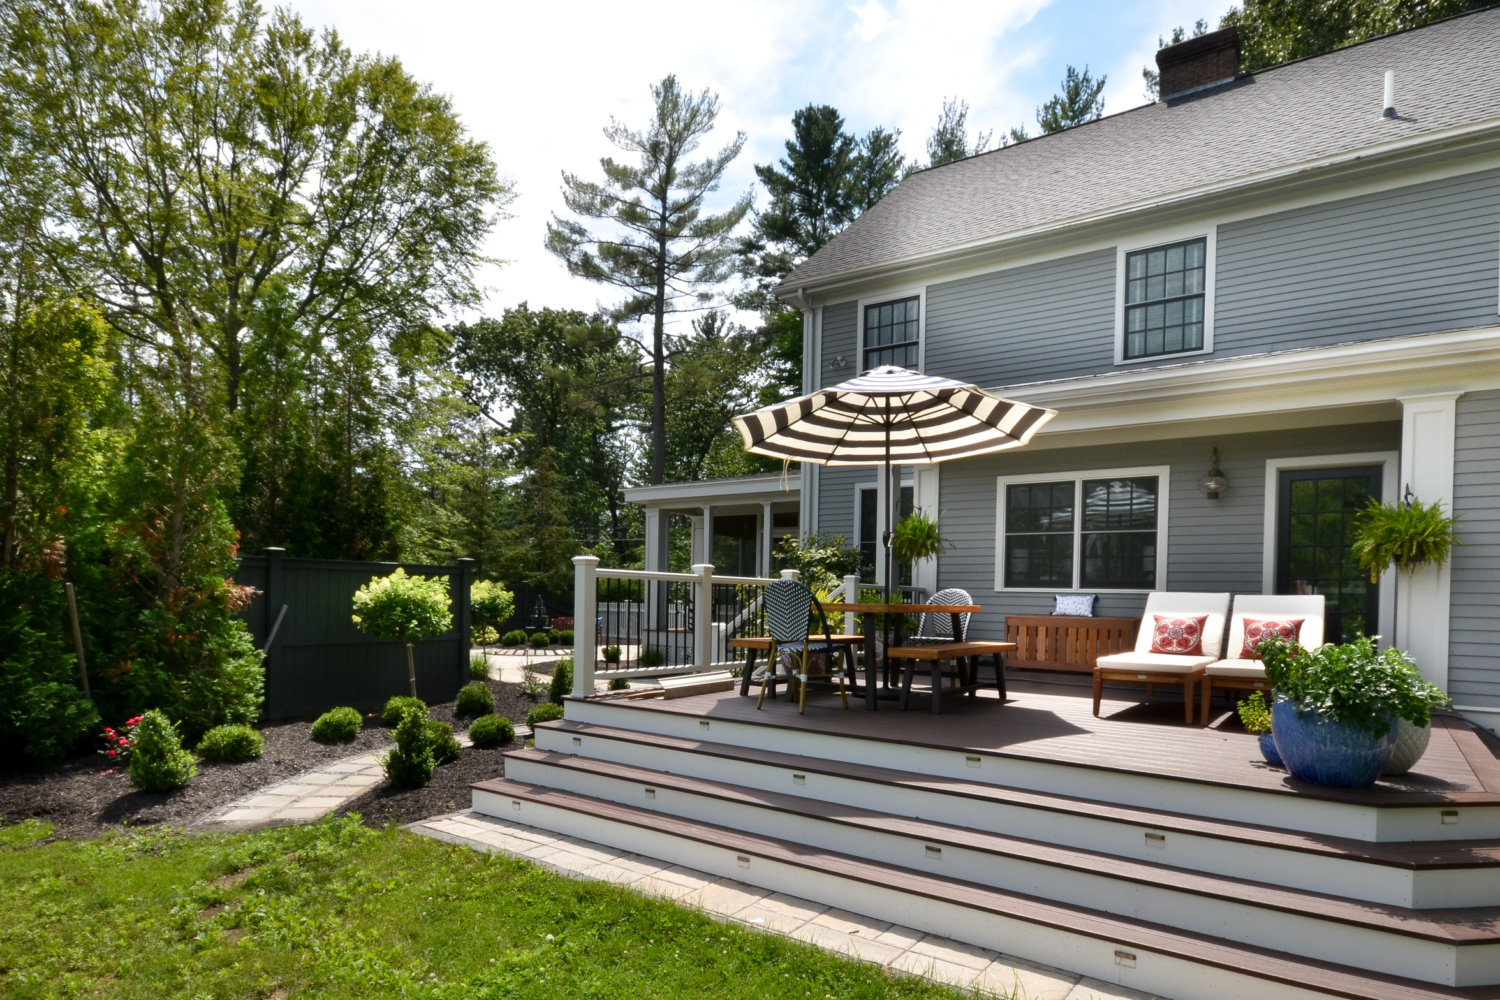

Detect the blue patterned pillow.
xmin=1052 ymin=594 xmax=1096 ymax=617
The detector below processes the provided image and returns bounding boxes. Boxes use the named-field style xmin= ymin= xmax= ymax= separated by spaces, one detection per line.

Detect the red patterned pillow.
xmin=1151 ymin=615 xmax=1208 ymax=656
xmin=1240 ymin=618 xmax=1305 ymax=659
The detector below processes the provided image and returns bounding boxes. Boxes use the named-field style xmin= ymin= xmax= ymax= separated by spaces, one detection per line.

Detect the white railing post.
xmin=843 ymin=574 xmax=859 ymax=636
xmin=572 ymin=555 xmax=599 ymax=698
xmin=692 ymin=563 xmax=714 ymax=670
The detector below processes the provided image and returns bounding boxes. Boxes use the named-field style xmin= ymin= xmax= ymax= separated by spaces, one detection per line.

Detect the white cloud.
xmin=849 ymin=1 xmax=899 ymax=42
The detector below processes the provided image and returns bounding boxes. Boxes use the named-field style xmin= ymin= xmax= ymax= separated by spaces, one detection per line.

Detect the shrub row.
xmin=498 ymin=628 xmax=573 ymax=647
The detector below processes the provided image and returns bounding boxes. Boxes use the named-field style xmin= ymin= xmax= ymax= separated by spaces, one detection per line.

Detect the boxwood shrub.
xmin=128 ymin=709 xmax=196 ymax=792
xmin=455 ymin=681 xmax=495 ymax=716
xmin=196 ymin=724 xmax=263 ymax=762
xmin=427 ymin=720 xmax=462 ymax=765
xmin=528 ymin=630 xmax=553 ymax=647
xmin=526 ymin=702 xmax=564 ymax=728
xmin=382 ymin=708 xmax=434 ymax=788
xmin=500 ymin=629 xmax=527 ymax=647
xmin=468 ymin=714 xmax=514 ymax=748
xmin=554 ymin=629 xmax=574 ymax=645
xmin=549 ymin=659 xmax=573 ymax=704
xmin=381 ymin=695 xmax=427 ymax=727
xmin=311 ymin=706 xmax=362 ymax=743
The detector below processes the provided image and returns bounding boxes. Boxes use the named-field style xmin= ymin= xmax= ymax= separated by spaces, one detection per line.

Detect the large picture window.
xmin=1124 ymin=237 xmax=1206 ymax=360
xmin=863 ymin=296 xmax=920 ymax=370
xmin=999 ymin=470 xmax=1165 ymax=591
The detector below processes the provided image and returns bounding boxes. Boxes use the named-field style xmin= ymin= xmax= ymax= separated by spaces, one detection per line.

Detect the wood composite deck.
xmin=604 ymin=674 xmax=1500 ymax=807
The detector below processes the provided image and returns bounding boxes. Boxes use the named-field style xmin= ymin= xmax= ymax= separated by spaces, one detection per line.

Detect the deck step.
xmin=470 ymin=776 xmax=1500 ymax=1000
xmin=534 ymin=719 xmax=1500 ymax=909
xmin=504 ymin=746 xmax=1500 ymax=984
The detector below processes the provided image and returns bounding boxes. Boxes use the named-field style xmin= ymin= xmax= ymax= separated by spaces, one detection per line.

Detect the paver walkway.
xmin=197 ymin=750 xmax=390 ymax=830
xmin=410 ymin=809 xmax=1158 ymax=1000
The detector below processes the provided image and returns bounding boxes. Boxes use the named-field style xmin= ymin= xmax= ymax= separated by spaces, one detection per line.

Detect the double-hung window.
xmin=1124 ymin=238 xmax=1206 ymax=360
xmin=863 ymin=296 xmax=920 ymax=370
xmin=998 ymin=469 xmax=1166 ymax=590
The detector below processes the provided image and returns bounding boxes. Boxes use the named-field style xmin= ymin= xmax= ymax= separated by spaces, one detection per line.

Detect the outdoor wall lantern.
xmin=1199 ymin=447 xmax=1228 ymax=500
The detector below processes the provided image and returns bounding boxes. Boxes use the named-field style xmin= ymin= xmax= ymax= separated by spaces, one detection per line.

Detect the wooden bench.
xmin=1003 ymin=616 xmax=1138 ymax=673
xmin=887 ymin=641 xmax=1016 ymax=714
xmin=730 ymin=635 xmax=864 ymax=698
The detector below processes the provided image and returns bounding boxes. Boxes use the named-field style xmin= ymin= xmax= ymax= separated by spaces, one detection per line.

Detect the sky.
xmin=290 ymin=0 xmax=1215 ymax=331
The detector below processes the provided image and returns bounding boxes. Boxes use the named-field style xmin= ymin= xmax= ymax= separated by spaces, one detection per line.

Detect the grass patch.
xmin=0 ymin=817 xmax=976 ymax=999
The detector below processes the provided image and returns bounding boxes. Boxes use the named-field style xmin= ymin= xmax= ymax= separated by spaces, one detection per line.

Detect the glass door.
xmin=1277 ymin=467 xmax=1381 ymax=644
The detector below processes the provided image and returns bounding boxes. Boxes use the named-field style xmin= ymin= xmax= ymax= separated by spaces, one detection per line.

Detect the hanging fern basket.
xmin=1350 ymin=498 xmax=1459 ymax=583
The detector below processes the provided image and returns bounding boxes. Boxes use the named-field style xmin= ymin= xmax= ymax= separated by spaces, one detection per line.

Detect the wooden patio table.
xmin=822 ymin=603 xmax=982 ymax=711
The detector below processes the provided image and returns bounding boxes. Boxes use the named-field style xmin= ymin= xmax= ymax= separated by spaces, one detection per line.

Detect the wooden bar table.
xmin=822 ymin=602 xmax=981 ymax=710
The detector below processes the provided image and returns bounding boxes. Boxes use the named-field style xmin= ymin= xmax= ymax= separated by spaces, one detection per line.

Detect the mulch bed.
xmin=0 ymin=675 xmax=545 ymax=839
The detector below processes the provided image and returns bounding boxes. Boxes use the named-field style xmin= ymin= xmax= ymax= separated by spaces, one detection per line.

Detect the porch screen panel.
xmin=1004 ymin=482 xmax=1074 ymax=587
xmin=1080 ymin=477 xmax=1158 ymax=589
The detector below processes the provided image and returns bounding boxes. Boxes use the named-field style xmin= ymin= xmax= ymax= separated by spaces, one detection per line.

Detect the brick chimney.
xmin=1156 ymin=27 xmax=1240 ymax=101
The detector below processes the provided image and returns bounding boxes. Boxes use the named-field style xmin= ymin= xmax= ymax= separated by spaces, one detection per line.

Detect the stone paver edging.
xmin=197 ymin=749 xmax=390 ymax=830
xmin=409 ymin=810 xmax=1157 ymax=1000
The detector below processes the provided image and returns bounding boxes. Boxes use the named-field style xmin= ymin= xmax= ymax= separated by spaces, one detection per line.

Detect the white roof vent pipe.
xmin=1383 ymin=70 xmax=1396 ymax=117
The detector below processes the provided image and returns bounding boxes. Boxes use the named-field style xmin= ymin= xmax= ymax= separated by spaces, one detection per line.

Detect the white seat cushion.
xmin=1206 ymin=660 xmax=1269 ymax=680
xmin=1096 ymin=652 xmax=1216 ymax=674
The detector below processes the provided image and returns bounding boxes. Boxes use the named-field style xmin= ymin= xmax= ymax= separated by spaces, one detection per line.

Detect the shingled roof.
xmin=780 ymin=7 xmax=1500 ymax=291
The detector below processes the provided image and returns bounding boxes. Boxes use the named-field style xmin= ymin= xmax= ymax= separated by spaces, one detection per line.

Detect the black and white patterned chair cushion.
xmin=914 ymin=587 xmax=972 ymax=644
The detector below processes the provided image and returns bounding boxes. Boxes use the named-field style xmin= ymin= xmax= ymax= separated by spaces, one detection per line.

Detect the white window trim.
xmin=1262 ymin=452 xmax=1398 ymax=648
xmin=993 ymin=465 xmax=1171 ymax=593
xmin=1114 ymin=225 xmax=1217 ymax=366
xmin=856 ymin=286 xmax=926 ymax=374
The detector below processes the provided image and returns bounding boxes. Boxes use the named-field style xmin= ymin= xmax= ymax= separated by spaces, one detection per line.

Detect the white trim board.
xmin=993 ymin=465 xmax=1171 ymax=594
xmin=1261 ymin=452 xmax=1399 ymax=649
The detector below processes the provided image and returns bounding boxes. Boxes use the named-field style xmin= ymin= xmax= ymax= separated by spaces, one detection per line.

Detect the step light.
xmin=965 ymin=756 xmax=981 ymax=768
xmin=644 ymin=788 xmax=656 ymax=799
xmin=511 ymin=799 xmax=521 ymax=811
xmin=1442 ymin=810 xmax=1459 ymax=825
xmin=792 ymin=774 xmax=806 ymax=785
xmin=736 ymin=855 xmax=751 ymax=868
xmin=1114 ymin=950 xmax=1137 ymax=969
xmin=699 ymin=720 xmax=711 ymax=730
xmin=572 ymin=736 xmax=582 ymax=746
xmin=1145 ymin=832 xmax=1166 ymax=848
xmin=925 ymin=845 xmax=942 ymax=860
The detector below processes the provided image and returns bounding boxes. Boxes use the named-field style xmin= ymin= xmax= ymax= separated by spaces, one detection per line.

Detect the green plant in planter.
xmin=1259 ymin=635 xmax=1447 ymax=736
xmin=352 ymin=568 xmax=453 ymax=698
xmin=1351 ymin=497 xmax=1460 ymax=583
xmin=890 ymin=510 xmax=951 ymax=565
xmin=1236 ymin=691 xmax=1272 ymax=735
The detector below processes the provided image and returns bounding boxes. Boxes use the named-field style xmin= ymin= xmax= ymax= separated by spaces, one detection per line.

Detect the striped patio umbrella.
xmin=732 ymin=365 xmax=1057 ymax=597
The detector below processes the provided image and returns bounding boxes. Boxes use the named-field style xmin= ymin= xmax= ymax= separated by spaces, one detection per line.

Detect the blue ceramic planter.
xmin=1258 ymin=731 xmax=1282 ymax=767
xmin=1271 ymin=700 xmax=1396 ymax=789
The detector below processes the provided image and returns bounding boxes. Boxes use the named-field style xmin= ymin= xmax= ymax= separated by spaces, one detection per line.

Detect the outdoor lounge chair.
xmin=1092 ymin=592 xmax=1231 ymax=725
xmin=1200 ymin=594 xmax=1325 ymax=726
xmin=755 ymin=578 xmax=852 ymax=714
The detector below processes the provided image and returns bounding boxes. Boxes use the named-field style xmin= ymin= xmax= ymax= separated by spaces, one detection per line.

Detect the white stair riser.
xmin=565 ymin=701 xmax=1500 ymax=842
xmin=470 ymin=787 xmax=1350 ymax=1000
xmin=503 ymin=757 xmax=1486 ymax=985
xmin=535 ymin=728 xmax=1500 ymax=909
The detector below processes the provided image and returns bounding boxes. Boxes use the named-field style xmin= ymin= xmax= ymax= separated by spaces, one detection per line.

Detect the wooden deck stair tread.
xmin=504 ymin=746 xmax=1500 ymax=942
xmin=542 ymin=720 xmax=1500 ymax=870
xmin=474 ymin=775 xmax=1500 ymax=1000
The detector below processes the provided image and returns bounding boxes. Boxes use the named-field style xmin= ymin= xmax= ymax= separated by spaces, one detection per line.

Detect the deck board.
xmin=603 ymin=677 xmax=1500 ymax=806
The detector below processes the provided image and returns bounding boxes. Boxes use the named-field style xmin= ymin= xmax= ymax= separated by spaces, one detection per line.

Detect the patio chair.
xmin=1092 ymin=592 xmax=1231 ymax=725
xmin=1201 ymin=594 xmax=1325 ymax=726
xmin=755 ymin=578 xmax=852 ymax=714
xmin=898 ymin=587 xmax=977 ymax=696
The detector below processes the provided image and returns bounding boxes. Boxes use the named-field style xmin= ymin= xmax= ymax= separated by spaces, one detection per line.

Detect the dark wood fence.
xmin=236 ymin=548 xmax=473 ymax=720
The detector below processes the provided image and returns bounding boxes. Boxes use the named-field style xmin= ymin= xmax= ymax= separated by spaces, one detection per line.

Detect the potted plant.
xmin=890 ymin=510 xmax=951 ymax=566
xmin=1236 ymin=691 xmax=1280 ymax=767
xmin=352 ymin=568 xmax=453 ymax=698
xmin=1351 ymin=496 xmax=1459 ymax=583
xmin=1259 ymin=635 xmax=1447 ymax=788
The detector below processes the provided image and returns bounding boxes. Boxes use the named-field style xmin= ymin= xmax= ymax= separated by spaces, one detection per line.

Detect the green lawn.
xmin=0 ymin=817 xmax=978 ymax=999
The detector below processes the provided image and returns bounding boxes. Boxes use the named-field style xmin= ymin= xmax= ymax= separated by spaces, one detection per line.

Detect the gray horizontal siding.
xmin=816 ymin=466 xmax=875 ymax=543
xmin=1450 ymin=390 xmax=1500 ymax=707
xmin=1215 ymin=170 xmax=1500 ymax=356
xmin=924 ymin=248 xmax=1116 ymax=387
xmin=928 ymin=423 xmax=1399 ymax=642
xmin=820 ymin=301 xmax=858 ymax=389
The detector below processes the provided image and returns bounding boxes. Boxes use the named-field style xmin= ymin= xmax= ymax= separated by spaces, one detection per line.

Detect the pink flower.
xmin=125 ymin=716 xmax=142 ymax=725
xmin=106 ymin=750 xmax=117 ymax=758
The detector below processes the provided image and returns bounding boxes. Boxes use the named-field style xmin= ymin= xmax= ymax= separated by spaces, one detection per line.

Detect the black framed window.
xmin=1004 ymin=482 xmax=1074 ymax=588
xmin=1081 ymin=478 xmax=1158 ymax=589
xmin=1277 ymin=468 xmax=1381 ymax=643
xmin=1003 ymin=475 xmax=1160 ymax=589
xmin=1124 ymin=238 xmax=1206 ymax=360
xmin=864 ymin=296 xmax=920 ymax=370
xmin=858 ymin=483 xmax=913 ymax=583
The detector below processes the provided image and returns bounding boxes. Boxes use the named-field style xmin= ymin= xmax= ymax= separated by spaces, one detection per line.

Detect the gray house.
xmin=762 ymin=12 xmax=1500 ymax=730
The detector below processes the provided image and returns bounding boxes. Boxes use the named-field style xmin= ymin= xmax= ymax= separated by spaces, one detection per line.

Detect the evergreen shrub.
xmin=608 ymin=676 xmax=630 ymax=690
xmin=528 ymin=630 xmax=552 ymax=647
xmin=469 ymin=655 xmax=490 ymax=680
xmin=554 ymin=629 xmax=574 ymax=645
xmin=196 ymin=724 xmax=263 ymax=762
xmin=526 ymin=702 xmax=564 ymax=728
xmin=549 ymin=659 xmax=573 ymax=704
xmin=467 ymin=714 xmax=514 ymax=747
xmin=381 ymin=708 xmax=434 ymax=788
xmin=128 ymin=709 xmax=196 ymax=791
xmin=311 ymin=706 xmax=362 ymax=742
xmin=500 ymin=629 xmax=527 ymax=647
xmin=455 ymin=681 xmax=494 ymax=716
xmin=427 ymin=720 xmax=462 ymax=765
xmin=602 ymin=645 xmax=622 ymax=663
xmin=381 ymin=695 xmax=426 ymax=727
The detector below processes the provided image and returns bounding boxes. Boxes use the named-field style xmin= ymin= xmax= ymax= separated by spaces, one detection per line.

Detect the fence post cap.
xmin=572 ymin=554 xmax=601 ymax=566
xmin=780 ymin=569 xmax=800 ymax=581
xmin=690 ymin=562 xmax=714 ymax=574
xmin=263 ymin=546 xmax=286 ymax=555
xmin=456 ymin=557 xmax=475 ymax=565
